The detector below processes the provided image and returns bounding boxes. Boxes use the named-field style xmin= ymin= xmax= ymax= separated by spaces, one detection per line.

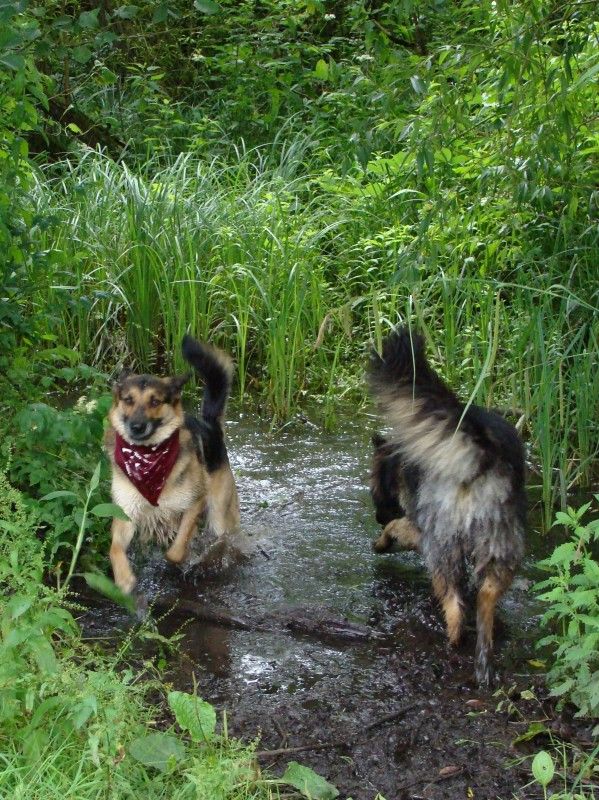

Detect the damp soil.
xmin=77 ymin=413 xmax=576 ymax=800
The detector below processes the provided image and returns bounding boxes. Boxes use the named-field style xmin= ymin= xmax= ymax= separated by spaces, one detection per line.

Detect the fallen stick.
xmin=254 ymin=740 xmax=348 ymax=758
xmin=151 ymin=595 xmax=381 ymax=643
xmin=153 ymin=596 xmax=254 ymax=630
xmin=364 ymin=702 xmax=422 ymax=731
xmin=255 ymin=706 xmax=423 ymax=760
xmin=396 ymin=765 xmax=465 ymax=792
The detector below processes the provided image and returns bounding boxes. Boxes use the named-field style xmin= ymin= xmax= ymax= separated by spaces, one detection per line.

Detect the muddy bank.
xmin=79 ymin=413 xmax=564 ymax=800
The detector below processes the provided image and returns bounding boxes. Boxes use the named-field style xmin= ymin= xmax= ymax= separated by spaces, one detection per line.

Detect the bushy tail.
xmin=181 ymin=334 xmax=234 ymax=422
xmin=369 ymin=327 xmax=483 ymax=483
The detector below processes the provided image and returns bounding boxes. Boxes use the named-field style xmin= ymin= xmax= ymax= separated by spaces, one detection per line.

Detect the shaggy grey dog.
xmin=369 ymin=327 xmax=526 ymax=685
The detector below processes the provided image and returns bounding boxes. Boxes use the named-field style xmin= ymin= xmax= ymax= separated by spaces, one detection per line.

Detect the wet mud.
xmin=78 ymin=414 xmax=566 ymax=800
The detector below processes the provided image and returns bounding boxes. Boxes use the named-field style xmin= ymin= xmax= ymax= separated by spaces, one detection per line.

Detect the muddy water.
xmin=80 ymin=413 xmax=551 ymax=800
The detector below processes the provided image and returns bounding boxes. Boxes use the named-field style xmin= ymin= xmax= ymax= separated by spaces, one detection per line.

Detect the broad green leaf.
xmin=83 ymin=572 xmax=136 ymax=612
xmin=70 ymin=695 xmax=98 ymax=729
xmin=0 ymin=53 xmax=25 ymax=71
xmin=98 ymin=67 xmax=118 ymax=85
xmin=129 ymin=733 xmax=185 ymax=772
xmin=168 ymin=691 xmax=216 ymax=742
xmin=571 ymin=60 xmax=599 ymax=91
xmin=527 ymin=659 xmax=545 ymax=669
xmin=72 ymin=45 xmax=92 ymax=64
xmin=281 ymin=762 xmax=339 ymax=800
xmin=8 ymin=596 xmax=33 ymax=619
xmin=0 ymin=30 xmax=24 ymax=50
xmin=114 ymin=4 xmax=139 ymax=19
xmin=78 ymin=9 xmax=99 ymax=28
xmin=0 ymin=520 xmax=23 ymax=533
xmin=29 ymin=696 xmax=71 ymax=728
xmin=548 ymin=542 xmax=576 ymax=566
xmin=90 ymin=502 xmax=129 ymax=520
xmin=89 ymin=462 xmax=102 ymax=492
xmin=31 ymin=635 xmax=58 ymax=675
xmin=531 ymin=751 xmax=554 ymax=787
xmin=554 ymin=511 xmax=573 ymax=526
xmin=4 ymin=627 xmax=31 ymax=648
xmin=152 ymin=3 xmax=168 ymax=22
xmin=410 ymin=74 xmax=425 ymax=94
xmin=512 ymin=721 xmax=548 ymax=745
xmin=23 ymin=728 xmax=49 ymax=763
xmin=549 ymin=678 xmax=575 ymax=697
xmin=95 ymin=30 xmax=118 ymax=46
xmin=194 ymin=0 xmax=220 ymax=14
xmin=40 ymin=490 xmax=79 ymax=501
xmin=36 ymin=607 xmax=77 ymax=633
xmin=314 ymin=59 xmax=329 ymax=80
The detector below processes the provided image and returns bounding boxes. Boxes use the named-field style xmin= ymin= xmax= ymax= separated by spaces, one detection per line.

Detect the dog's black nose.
xmin=129 ymin=421 xmax=147 ymax=435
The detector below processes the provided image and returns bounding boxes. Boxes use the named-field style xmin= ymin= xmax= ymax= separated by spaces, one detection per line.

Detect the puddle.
xmin=78 ymin=412 xmax=571 ymax=800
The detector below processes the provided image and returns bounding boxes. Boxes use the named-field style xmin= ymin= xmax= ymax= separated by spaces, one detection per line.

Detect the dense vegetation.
xmin=3 ymin=0 xmax=597 ymax=521
xmin=1 ymin=0 xmax=598 ymax=796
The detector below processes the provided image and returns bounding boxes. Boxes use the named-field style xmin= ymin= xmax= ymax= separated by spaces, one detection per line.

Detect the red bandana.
xmin=114 ymin=429 xmax=180 ymax=506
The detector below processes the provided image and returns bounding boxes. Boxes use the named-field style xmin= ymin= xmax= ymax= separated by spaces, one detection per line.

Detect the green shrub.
xmin=6 ymin=391 xmax=112 ymax=562
xmin=534 ymin=498 xmax=599 ymax=727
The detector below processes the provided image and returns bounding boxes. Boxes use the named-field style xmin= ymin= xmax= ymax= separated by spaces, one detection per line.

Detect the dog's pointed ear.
xmin=167 ymin=373 xmax=190 ymax=399
xmin=112 ymin=368 xmax=131 ymax=398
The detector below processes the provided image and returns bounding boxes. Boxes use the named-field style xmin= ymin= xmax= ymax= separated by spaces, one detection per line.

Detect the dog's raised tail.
xmin=181 ymin=334 xmax=234 ymax=421
xmin=369 ymin=328 xmax=448 ymax=395
xmin=369 ymin=327 xmax=483 ymax=483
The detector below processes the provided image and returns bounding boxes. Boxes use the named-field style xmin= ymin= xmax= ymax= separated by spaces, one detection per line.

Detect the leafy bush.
xmin=534 ymin=498 xmax=599 ymax=725
xmin=5 ymin=390 xmax=113 ymax=561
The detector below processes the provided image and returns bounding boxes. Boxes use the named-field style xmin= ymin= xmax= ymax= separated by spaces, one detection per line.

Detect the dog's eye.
xmin=149 ymin=397 xmax=161 ymax=408
xmin=123 ymin=396 xmax=134 ymax=406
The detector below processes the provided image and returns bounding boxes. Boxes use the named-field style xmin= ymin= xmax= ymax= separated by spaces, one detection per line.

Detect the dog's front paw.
xmin=165 ymin=543 xmax=188 ymax=564
xmin=475 ymin=647 xmax=496 ymax=688
xmin=115 ymin=571 xmax=137 ymax=596
xmin=373 ymin=531 xmax=393 ymax=552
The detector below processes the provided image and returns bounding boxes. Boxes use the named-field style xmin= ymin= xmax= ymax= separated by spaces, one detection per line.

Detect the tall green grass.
xmin=30 ymin=147 xmax=598 ymax=527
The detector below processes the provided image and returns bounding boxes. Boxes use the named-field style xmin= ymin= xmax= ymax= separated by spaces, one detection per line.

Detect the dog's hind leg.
xmin=110 ymin=518 xmax=136 ymax=594
xmin=373 ymin=517 xmax=421 ymax=553
xmin=165 ymin=498 xmax=205 ymax=564
xmin=431 ymin=570 xmax=465 ymax=648
xmin=205 ymin=464 xmax=240 ymax=537
xmin=475 ymin=567 xmax=513 ymax=686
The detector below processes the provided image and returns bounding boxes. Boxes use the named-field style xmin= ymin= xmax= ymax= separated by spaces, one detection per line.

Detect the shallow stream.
xmin=80 ymin=413 xmax=559 ymax=800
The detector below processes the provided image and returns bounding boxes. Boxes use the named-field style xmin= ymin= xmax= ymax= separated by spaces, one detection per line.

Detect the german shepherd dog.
xmin=369 ymin=327 xmax=526 ymax=685
xmin=104 ymin=335 xmax=240 ymax=594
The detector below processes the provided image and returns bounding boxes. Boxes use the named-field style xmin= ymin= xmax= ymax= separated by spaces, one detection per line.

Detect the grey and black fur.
xmin=369 ymin=327 xmax=526 ymax=685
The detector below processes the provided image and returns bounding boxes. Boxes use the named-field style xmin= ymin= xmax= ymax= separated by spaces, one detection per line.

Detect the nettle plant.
xmin=7 ymin=392 xmax=113 ymax=563
xmin=534 ymin=498 xmax=599 ymax=725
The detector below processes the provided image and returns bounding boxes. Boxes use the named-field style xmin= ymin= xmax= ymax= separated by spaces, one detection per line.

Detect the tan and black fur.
xmin=104 ymin=335 xmax=239 ymax=594
xmin=369 ymin=327 xmax=526 ymax=685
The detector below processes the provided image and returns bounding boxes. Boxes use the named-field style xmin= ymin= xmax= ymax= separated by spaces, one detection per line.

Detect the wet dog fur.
xmin=104 ymin=335 xmax=239 ymax=594
xmin=369 ymin=327 xmax=526 ymax=685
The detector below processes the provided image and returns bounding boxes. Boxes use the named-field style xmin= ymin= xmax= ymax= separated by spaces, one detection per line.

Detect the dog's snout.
xmin=128 ymin=418 xmax=150 ymax=438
